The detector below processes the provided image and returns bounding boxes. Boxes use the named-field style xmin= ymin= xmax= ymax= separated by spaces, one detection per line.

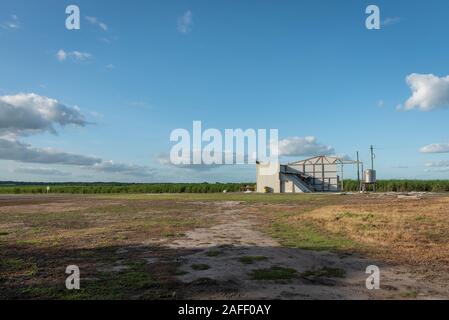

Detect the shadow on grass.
xmin=0 ymin=240 xmax=390 ymax=300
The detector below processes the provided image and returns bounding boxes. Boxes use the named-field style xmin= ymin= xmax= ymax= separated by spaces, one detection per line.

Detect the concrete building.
xmin=256 ymin=156 xmax=357 ymax=193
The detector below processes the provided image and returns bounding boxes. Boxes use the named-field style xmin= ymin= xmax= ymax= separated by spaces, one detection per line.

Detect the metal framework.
xmin=288 ymin=156 xmax=361 ymax=192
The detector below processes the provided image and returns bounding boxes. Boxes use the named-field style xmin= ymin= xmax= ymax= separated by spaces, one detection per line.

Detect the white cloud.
xmin=56 ymin=49 xmax=92 ymax=62
xmin=13 ymin=167 xmax=72 ymax=177
xmin=100 ymin=36 xmax=117 ymax=45
xmin=89 ymin=111 xmax=104 ymax=119
xmin=419 ymin=143 xmax=449 ymax=154
xmin=71 ymin=51 xmax=91 ymax=60
xmin=333 ymin=154 xmax=353 ymax=162
xmin=178 ymin=10 xmax=193 ymax=34
xmin=0 ymin=93 xmax=154 ymax=179
xmin=99 ymin=23 xmax=108 ymax=31
xmin=425 ymin=160 xmax=449 ymax=167
xmin=1 ymin=14 xmax=20 ymax=30
xmin=425 ymin=167 xmax=449 ymax=173
xmin=85 ymin=16 xmax=108 ymax=31
xmin=403 ymin=73 xmax=449 ymax=111
xmin=56 ymin=49 xmax=67 ymax=61
xmin=382 ymin=17 xmax=401 ymax=27
xmin=93 ymin=160 xmax=154 ymax=177
xmin=0 ymin=139 xmax=102 ymax=166
xmin=0 ymin=93 xmax=88 ymax=138
xmin=278 ymin=136 xmax=335 ymax=157
xmin=0 ymin=138 xmax=155 ymax=177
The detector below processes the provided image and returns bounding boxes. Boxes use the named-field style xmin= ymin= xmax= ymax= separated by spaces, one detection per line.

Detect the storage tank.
xmin=364 ymin=169 xmax=376 ymax=184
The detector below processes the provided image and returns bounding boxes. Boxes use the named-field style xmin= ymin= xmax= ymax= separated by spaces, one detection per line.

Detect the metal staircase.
xmin=280 ymin=173 xmax=315 ymax=193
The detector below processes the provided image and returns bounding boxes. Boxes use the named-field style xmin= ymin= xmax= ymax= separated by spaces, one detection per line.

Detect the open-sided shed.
xmin=256 ymin=156 xmax=359 ymax=193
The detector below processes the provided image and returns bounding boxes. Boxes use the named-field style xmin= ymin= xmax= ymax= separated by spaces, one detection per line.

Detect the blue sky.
xmin=1 ymin=0 xmax=449 ymax=182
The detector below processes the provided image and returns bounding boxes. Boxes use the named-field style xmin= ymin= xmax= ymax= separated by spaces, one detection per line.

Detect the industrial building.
xmin=256 ymin=156 xmax=360 ymax=193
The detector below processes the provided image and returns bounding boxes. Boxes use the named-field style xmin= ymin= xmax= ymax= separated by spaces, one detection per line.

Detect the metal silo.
xmin=364 ymin=169 xmax=376 ymax=184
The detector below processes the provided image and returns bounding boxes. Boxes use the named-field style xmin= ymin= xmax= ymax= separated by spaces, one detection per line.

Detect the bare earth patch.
xmin=166 ymin=198 xmax=449 ymax=299
xmin=0 ymin=193 xmax=448 ymax=300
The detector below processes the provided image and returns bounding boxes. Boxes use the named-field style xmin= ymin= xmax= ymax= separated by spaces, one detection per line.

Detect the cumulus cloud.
xmin=0 ymin=93 xmax=88 ymax=138
xmin=178 ymin=10 xmax=193 ymax=34
xmin=93 ymin=160 xmax=154 ymax=177
xmin=402 ymin=73 xmax=449 ymax=111
xmin=278 ymin=136 xmax=335 ymax=157
xmin=0 ymin=138 xmax=155 ymax=177
xmin=13 ymin=167 xmax=72 ymax=177
xmin=0 ymin=93 xmax=154 ymax=179
xmin=56 ymin=49 xmax=92 ymax=62
xmin=0 ymin=139 xmax=102 ymax=165
xmin=85 ymin=16 xmax=108 ymax=31
xmin=419 ymin=143 xmax=449 ymax=153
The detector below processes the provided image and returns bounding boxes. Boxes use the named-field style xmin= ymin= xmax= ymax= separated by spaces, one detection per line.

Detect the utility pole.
xmin=356 ymin=151 xmax=360 ymax=184
xmin=370 ymin=145 xmax=375 ymax=170
xmin=360 ymin=162 xmax=364 ymax=192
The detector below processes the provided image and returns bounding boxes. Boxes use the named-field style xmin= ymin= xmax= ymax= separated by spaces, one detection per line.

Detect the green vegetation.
xmin=205 ymin=250 xmax=222 ymax=257
xmin=0 ymin=182 xmax=250 ymax=194
xmin=301 ymin=267 xmax=346 ymax=279
xmin=21 ymin=262 xmax=161 ymax=300
xmin=2 ymin=179 xmax=449 ymax=194
xmin=0 ymin=258 xmax=38 ymax=277
xmin=238 ymin=256 xmax=268 ymax=264
xmin=267 ymin=221 xmax=357 ymax=251
xmin=191 ymin=264 xmax=210 ymax=271
xmin=249 ymin=266 xmax=298 ymax=280
xmin=343 ymin=179 xmax=449 ymax=192
xmin=400 ymin=291 xmax=419 ymax=299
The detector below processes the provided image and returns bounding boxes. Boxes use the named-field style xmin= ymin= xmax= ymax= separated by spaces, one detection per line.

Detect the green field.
xmin=1 ymin=180 xmax=449 ymax=194
xmin=0 ymin=182 xmax=250 ymax=194
xmin=342 ymin=179 xmax=449 ymax=192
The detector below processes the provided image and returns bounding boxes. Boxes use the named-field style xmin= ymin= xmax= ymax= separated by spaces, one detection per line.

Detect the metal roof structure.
xmin=288 ymin=155 xmax=360 ymax=166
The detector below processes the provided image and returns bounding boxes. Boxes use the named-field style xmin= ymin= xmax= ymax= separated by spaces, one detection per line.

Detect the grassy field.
xmin=1 ymin=193 xmax=448 ymax=299
xmin=247 ymin=194 xmax=449 ymax=269
xmin=1 ymin=180 xmax=449 ymax=194
xmin=0 ymin=182 xmax=249 ymax=194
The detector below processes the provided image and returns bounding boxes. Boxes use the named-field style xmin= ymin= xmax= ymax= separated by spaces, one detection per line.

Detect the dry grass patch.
xmin=280 ymin=196 xmax=449 ymax=271
xmin=248 ymin=194 xmax=449 ymax=277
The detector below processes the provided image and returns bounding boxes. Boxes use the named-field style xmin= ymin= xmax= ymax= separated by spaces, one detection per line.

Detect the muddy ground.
xmin=0 ymin=193 xmax=448 ymax=300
